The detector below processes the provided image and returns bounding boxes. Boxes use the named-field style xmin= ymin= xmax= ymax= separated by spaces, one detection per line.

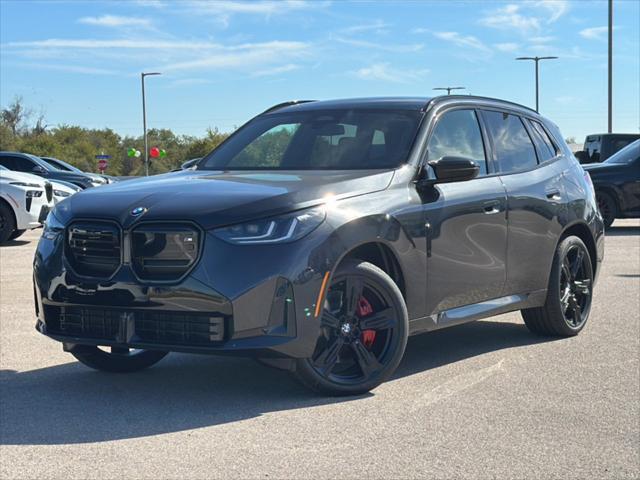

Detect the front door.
xmin=422 ymin=108 xmax=508 ymax=315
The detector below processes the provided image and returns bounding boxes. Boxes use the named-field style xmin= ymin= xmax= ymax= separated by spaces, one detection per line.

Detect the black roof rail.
xmin=424 ymin=95 xmax=538 ymax=114
xmin=261 ymin=100 xmax=316 ymax=115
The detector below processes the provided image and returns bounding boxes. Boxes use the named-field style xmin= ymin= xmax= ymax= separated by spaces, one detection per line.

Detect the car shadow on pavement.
xmin=0 ymin=320 xmax=554 ymax=446
xmin=606 ymin=225 xmax=640 ymax=236
xmin=0 ymin=239 xmax=31 ymax=247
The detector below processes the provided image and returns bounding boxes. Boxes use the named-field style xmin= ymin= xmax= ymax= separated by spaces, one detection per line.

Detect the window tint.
xmin=427 ymin=109 xmax=487 ymax=175
xmin=0 ymin=156 xmax=16 ymax=170
xmin=11 ymin=156 xmax=36 ymax=172
xmin=528 ymin=119 xmax=557 ymax=162
xmin=483 ymin=111 xmax=537 ymax=173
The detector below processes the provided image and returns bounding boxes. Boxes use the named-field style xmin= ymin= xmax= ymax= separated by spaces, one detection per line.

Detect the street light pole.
xmin=141 ymin=72 xmax=161 ymax=176
xmin=433 ymin=86 xmax=466 ymax=95
xmin=608 ymin=0 xmax=613 ymax=133
xmin=515 ymin=56 xmax=558 ymax=112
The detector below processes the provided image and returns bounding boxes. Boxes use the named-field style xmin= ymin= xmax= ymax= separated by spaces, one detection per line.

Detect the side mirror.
xmin=32 ymin=165 xmax=47 ymax=174
xmin=574 ymin=151 xmax=590 ymax=164
xmin=426 ymin=156 xmax=480 ymax=184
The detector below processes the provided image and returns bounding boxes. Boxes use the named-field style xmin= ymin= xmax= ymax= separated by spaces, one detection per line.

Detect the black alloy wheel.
xmin=596 ymin=191 xmax=616 ymax=228
xmin=522 ymin=235 xmax=594 ymax=337
xmin=294 ymin=260 xmax=408 ymax=396
xmin=559 ymin=244 xmax=593 ymax=329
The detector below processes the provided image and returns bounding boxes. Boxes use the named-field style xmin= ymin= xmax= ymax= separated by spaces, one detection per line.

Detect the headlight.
xmin=53 ymin=189 xmax=71 ymax=198
xmin=212 ymin=207 xmax=325 ymax=245
xmin=10 ymin=181 xmax=41 ymax=188
xmin=42 ymin=211 xmax=65 ymax=240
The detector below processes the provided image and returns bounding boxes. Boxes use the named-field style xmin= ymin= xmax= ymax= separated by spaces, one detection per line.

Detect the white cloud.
xmin=336 ymin=37 xmax=423 ymax=53
xmin=494 ymin=42 xmax=519 ymax=52
xmin=353 ymin=63 xmax=428 ymax=84
xmin=529 ymin=36 xmax=555 ymax=43
xmin=341 ymin=20 xmax=390 ymax=35
xmin=534 ymin=0 xmax=570 ymax=23
xmin=185 ymin=0 xmax=328 ymax=16
xmin=251 ymin=63 xmax=300 ymax=77
xmin=433 ymin=31 xmax=491 ymax=53
xmin=480 ymin=4 xmax=541 ymax=34
xmin=78 ymin=15 xmax=152 ymax=28
xmin=579 ymin=26 xmax=610 ymax=41
xmin=14 ymin=63 xmax=118 ymax=75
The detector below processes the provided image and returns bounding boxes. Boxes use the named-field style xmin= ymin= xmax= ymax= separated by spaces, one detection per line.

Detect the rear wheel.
xmin=522 ymin=235 xmax=593 ymax=336
xmin=596 ymin=191 xmax=617 ymax=228
xmin=294 ymin=260 xmax=408 ymax=396
xmin=0 ymin=202 xmax=17 ymax=244
xmin=71 ymin=346 xmax=168 ymax=373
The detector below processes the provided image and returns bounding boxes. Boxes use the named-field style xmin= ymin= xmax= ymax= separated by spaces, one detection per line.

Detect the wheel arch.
xmin=559 ymin=221 xmax=598 ymax=276
xmin=594 ymin=184 xmax=623 ymax=212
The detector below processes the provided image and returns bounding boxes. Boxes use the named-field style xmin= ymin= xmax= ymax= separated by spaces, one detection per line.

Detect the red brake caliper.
xmin=357 ymin=296 xmax=376 ymax=348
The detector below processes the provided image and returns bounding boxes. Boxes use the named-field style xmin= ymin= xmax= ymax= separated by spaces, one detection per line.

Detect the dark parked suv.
xmin=34 ymin=96 xmax=604 ymax=395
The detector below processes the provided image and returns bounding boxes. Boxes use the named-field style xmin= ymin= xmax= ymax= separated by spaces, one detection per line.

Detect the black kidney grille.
xmin=67 ymin=222 xmax=121 ymax=277
xmin=44 ymin=182 xmax=53 ymax=202
xmin=131 ymin=224 xmax=199 ymax=281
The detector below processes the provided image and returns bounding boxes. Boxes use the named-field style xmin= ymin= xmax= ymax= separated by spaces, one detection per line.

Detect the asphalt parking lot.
xmin=1 ymin=221 xmax=639 ymax=479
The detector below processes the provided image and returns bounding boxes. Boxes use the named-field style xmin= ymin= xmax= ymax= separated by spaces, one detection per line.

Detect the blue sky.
xmin=1 ymin=0 xmax=638 ymax=141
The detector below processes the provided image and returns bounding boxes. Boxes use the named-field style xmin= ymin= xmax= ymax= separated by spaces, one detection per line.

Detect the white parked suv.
xmin=0 ymin=165 xmax=55 ymax=243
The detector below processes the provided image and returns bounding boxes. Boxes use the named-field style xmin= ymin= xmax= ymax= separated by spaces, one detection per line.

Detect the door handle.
xmin=546 ymin=190 xmax=561 ymax=201
xmin=483 ymin=201 xmax=501 ymax=214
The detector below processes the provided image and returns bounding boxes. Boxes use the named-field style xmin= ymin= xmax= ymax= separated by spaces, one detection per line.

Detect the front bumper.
xmin=34 ymin=225 xmax=334 ymax=359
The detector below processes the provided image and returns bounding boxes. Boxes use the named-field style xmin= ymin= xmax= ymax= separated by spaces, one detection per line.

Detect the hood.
xmin=581 ymin=162 xmax=625 ymax=176
xmin=0 ymin=169 xmax=47 ymax=186
xmin=56 ymin=169 xmax=395 ymax=230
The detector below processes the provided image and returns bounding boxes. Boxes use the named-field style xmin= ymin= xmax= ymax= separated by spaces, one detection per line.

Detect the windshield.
xmin=605 ymin=140 xmax=640 ymax=164
xmin=199 ymin=109 xmax=423 ymax=170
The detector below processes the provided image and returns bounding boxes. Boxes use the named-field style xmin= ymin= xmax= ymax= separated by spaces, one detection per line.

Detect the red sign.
xmin=98 ymin=159 xmax=108 ymax=171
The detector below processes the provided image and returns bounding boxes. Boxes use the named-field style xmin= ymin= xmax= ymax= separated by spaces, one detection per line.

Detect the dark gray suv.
xmin=34 ymin=96 xmax=604 ymax=395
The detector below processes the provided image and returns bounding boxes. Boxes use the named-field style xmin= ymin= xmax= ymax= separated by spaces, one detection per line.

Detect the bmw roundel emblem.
xmin=131 ymin=206 xmax=147 ymax=217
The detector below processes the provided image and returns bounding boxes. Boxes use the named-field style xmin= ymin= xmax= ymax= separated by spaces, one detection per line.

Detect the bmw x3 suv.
xmin=34 ymin=96 xmax=604 ymax=395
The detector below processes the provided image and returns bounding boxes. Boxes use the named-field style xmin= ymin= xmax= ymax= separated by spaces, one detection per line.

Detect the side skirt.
xmin=408 ymin=289 xmax=547 ymax=335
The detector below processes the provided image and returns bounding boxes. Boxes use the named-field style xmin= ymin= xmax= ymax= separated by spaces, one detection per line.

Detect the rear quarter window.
xmin=482 ymin=110 xmax=538 ymax=174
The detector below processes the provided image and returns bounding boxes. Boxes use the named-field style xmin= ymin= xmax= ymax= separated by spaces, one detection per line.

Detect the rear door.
xmin=481 ymin=110 xmax=566 ymax=296
xmin=423 ymin=108 xmax=508 ymax=314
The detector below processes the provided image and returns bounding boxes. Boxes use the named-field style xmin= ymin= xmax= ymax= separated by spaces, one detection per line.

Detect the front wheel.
xmin=294 ymin=260 xmax=408 ymax=396
xmin=521 ymin=235 xmax=594 ymax=337
xmin=596 ymin=191 xmax=617 ymax=228
xmin=71 ymin=346 xmax=168 ymax=373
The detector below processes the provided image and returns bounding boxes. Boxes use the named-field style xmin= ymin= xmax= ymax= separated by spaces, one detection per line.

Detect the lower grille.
xmin=66 ymin=222 xmax=121 ymax=277
xmin=45 ymin=305 xmax=225 ymax=346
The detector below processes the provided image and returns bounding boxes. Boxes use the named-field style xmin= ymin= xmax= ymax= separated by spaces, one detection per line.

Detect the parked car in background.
xmin=583 ymin=139 xmax=640 ymax=228
xmin=49 ymin=180 xmax=81 ymax=204
xmin=574 ymin=133 xmax=640 ymax=164
xmin=0 ymin=165 xmax=54 ymax=243
xmin=40 ymin=156 xmax=112 ymax=185
xmin=0 ymin=152 xmax=96 ymax=189
xmin=34 ymin=96 xmax=604 ymax=395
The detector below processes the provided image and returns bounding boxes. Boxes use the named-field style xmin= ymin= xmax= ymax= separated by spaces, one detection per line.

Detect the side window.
xmin=427 ymin=109 xmax=488 ymax=175
xmin=482 ymin=111 xmax=537 ymax=174
xmin=0 ymin=156 xmax=16 ymax=170
xmin=11 ymin=156 xmax=36 ymax=172
xmin=528 ymin=119 xmax=557 ymax=162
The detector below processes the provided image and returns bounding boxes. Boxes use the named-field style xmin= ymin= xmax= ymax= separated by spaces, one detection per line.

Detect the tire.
xmin=596 ymin=191 xmax=617 ymax=228
xmin=521 ymin=235 xmax=594 ymax=337
xmin=0 ymin=201 xmax=17 ymax=244
xmin=294 ymin=260 xmax=408 ymax=396
xmin=71 ymin=346 xmax=168 ymax=373
xmin=8 ymin=229 xmax=26 ymax=241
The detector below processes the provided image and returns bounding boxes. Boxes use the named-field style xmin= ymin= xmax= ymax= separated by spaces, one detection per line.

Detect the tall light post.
xmin=141 ymin=72 xmax=161 ymax=176
xmin=516 ymin=56 xmax=558 ymax=113
xmin=433 ymin=86 xmax=466 ymax=95
xmin=608 ymin=0 xmax=613 ymax=133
